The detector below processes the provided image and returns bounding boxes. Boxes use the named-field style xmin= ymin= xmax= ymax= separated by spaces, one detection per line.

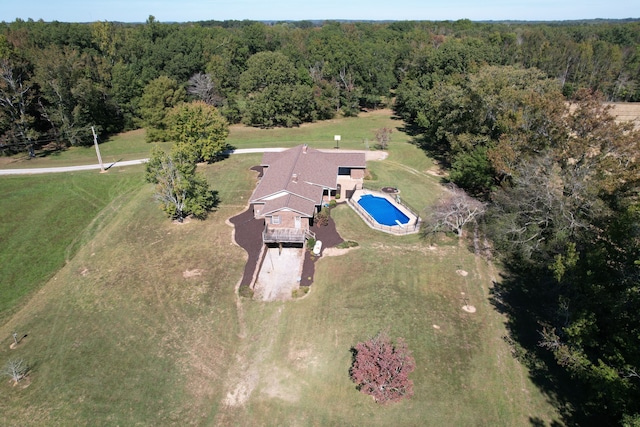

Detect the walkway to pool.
xmin=347 ymin=189 xmax=421 ymax=235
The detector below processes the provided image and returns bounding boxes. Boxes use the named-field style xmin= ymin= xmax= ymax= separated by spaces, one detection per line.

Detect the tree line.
xmin=1 ymin=17 xmax=639 ymax=153
xmin=407 ymin=64 xmax=640 ymax=424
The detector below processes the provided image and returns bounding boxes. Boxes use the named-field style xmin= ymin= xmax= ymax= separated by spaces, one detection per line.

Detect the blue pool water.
xmin=358 ymin=194 xmax=410 ymax=226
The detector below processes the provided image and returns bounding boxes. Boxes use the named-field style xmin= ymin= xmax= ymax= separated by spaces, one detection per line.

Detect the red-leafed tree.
xmin=350 ymin=331 xmax=415 ymax=404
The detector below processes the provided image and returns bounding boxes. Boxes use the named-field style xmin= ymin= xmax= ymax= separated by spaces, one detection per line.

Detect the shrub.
xmin=306 ymin=237 xmax=316 ymax=250
xmin=374 ymin=127 xmax=393 ymax=150
xmin=350 ymin=331 xmax=415 ymax=404
xmin=329 ymin=199 xmax=337 ymax=208
xmin=292 ymin=286 xmax=310 ymax=298
xmin=315 ymin=207 xmax=330 ymax=226
xmin=337 ymin=240 xmax=359 ymax=249
xmin=238 ymin=285 xmax=254 ymax=299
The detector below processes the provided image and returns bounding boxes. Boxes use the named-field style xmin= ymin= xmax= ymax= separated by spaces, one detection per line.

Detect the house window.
xmin=271 ymin=215 xmax=281 ymax=225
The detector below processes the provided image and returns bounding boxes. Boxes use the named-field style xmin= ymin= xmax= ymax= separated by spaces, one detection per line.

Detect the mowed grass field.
xmin=0 ymin=168 xmax=144 ymax=324
xmin=0 ymin=111 xmax=561 ymax=425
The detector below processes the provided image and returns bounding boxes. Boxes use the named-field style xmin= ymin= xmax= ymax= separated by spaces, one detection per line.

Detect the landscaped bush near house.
xmin=292 ymin=286 xmax=310 ymax=298
xmin=306 ymin=237 xmax=316 ymax=250
xmin=315 ymin=207 xmax=330 ymax=226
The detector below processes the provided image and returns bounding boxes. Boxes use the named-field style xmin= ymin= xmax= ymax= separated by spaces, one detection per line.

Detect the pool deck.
xmin=348 ymin=189 xmax=421 ymax=235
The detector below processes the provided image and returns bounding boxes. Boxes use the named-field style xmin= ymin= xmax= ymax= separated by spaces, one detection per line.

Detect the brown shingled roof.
xmin=250 ymin=144 xmax=365 ymax=216
xmin=261 ymin=193 xmax=318 ymax=217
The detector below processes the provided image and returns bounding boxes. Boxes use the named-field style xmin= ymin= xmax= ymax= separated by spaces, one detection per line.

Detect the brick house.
xmin=249 ymin=144 xmax=366 ymax=244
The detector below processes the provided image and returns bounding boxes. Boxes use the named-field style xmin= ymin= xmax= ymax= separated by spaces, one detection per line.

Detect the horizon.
xmin=3 ymin=17 xmax=640 ymax=25
xmin=2 ymin=0 xmax=637 ymax=24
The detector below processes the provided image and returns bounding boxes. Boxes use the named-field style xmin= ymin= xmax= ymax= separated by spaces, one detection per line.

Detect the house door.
xmin=295 ymin=216 xmax=301 ymax=229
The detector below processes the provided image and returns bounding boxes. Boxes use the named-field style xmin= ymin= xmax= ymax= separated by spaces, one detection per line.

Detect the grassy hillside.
xmin=0 ymin=112 xmax=560 ymax=425
xmin=0 ymin=168 xmax=144 ymax=323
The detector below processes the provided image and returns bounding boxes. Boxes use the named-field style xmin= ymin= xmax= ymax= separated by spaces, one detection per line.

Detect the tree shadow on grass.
xmin=490 ymin=260 xmax=618 ymax=426
xmin=215 ymin=144 xmax=237 ymax=161
xmin=390 ymin=108 xmax=451 ymax=169
xmin=5 ymin=142 xmax=68 ymax=160
xmin=394 ymin=122 xmax=451 ymax=170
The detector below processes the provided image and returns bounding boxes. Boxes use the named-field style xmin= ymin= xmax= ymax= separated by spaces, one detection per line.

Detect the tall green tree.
xmin=402 ymin=65 xmax=564 ymax=195
xmin=144 ymin=146 xmax=218 ymax=221
xmin=239 ymin=51 xmax=298 ymax=93
xmin=239 ymin=51 xmax=314 ymax=127
xmin=32 ymin=45 xmax=122 ymax=146
xmin=166 ymin=101 xmax=229 ymax=163
xmin=0 ymin=58 xmax=39 ymax=155
xmin=139 ymin=75 xmax=186 ymax=142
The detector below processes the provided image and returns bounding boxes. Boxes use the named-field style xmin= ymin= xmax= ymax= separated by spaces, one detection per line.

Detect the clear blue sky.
xmin=2 ymin=0 xmax=637 ymax=23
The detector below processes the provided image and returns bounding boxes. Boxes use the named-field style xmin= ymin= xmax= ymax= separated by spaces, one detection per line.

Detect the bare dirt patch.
xmin=370 ymin=242 xmax=442 ymax=255
xmin=217 ymin=308 xmax=286 ymax=414
xmin=10 ymin=334 xmax=28 ymax=349
xmin=172 ymin=216 xmax=192 ymax=225
xmin=364 ymin=151 xmax=388 ymax=161
xmin=322 ymin=247 xmax=358 ymax=257
xmin=462 ymin=305 xmax=477 ymax=313
xmin=260 ymin=366 xmax=302 ymax=403
xmin=427 ymin=168 xmax=447 ymax=177
xmin=223 ymin=367 xmax=260 ymax=407
xmin=7 ymin=376 xmax=32 ymax=389
xmin=182 ymin=269 xmax=204 ymax=279
xmin=288 ymin=346 xmax=320 ymax=372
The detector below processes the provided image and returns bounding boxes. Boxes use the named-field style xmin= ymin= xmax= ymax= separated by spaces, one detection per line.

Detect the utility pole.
xmin=91 ymin=126 xmax=105 ymax=173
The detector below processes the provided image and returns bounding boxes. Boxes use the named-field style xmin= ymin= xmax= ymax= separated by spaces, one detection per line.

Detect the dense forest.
xmin=0 ymin=17 xmax=639 ymax=152
xmin=1 ymin=17 xmax=640 ymax=425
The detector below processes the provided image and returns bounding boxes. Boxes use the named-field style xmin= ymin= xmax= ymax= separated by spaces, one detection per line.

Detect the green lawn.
xmin=0 ymin=109 xmax=414 ymax=169
xmin=227 ymin=109 xmax=402 ymax=150
xmin=0 ymin=129 xmax=172 ymax=169
xmin=0 ymin=167 xmax=144 ymax=324
xmin=0 ymin=112 xmax=561 ymax=426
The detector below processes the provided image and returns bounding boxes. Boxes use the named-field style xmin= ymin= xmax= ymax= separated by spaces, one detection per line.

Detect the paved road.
xmin=0 ymin=159 xmax=149 ymax=175
xmin=0 ymin=147 xmax=386 ymax=175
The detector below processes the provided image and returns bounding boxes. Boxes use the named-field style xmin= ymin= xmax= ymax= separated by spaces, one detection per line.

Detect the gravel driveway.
xmin=253 ymin=247 xmax=304 ymax=301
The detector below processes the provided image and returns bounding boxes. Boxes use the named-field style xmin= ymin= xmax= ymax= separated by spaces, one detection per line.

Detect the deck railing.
xmin=262 ymin=225 xmax=314 ymax=244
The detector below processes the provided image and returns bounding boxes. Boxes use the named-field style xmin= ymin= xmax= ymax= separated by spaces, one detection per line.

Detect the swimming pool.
xmin=357 ymin=194 xmax=410 ymax=226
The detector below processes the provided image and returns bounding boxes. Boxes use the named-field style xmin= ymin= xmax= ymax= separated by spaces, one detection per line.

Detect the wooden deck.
xmin=262 ymin=226 xmax=315 ymax=244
